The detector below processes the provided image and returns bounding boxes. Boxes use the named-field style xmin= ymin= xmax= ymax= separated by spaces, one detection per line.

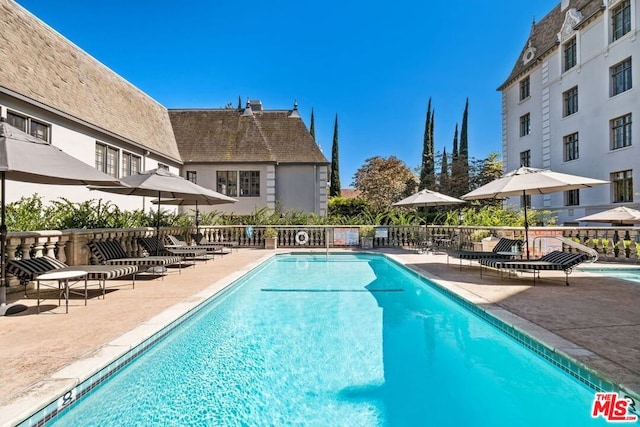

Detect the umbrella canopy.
xmin=0 ymin=120 xmax=123 ymax=313
xmin=90 ymin=169 xmax=236 ymax=249
xmin=461 ymin=166 xmax=609 ymax=258
xmin=151 ymin=195 xmax=238 ymax=232
xmin=394 ymin=189 xmax=465 ymax=207
xmin=576 ymin=206 xmax=640 ymax=225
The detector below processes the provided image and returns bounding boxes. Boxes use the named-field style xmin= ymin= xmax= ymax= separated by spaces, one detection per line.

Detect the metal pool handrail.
xmin=532 ymin=235 xmax=599 ymax=262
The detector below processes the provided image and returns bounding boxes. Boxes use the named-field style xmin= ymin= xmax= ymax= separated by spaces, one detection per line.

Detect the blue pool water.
xmin=580 ymin=268 xmax=640 ymax=284
xmin=46 ymin=253 xmax=612 ymax=426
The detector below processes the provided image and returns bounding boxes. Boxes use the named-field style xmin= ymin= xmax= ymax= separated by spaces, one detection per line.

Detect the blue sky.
xmin=17 ymin=0 xmax=558 ymax=188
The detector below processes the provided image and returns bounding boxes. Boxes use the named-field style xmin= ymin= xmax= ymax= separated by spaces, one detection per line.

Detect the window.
xmin=95 ymin=143 xmax=118 ymax=177
xmin=520 ymin=113 xmax=531 ymax=137
xmin=563 ymin=86 xmax=578 ymax=116
xmin=239 ymin=171 xmax=260 ymax=197
xmin=611 ymin=113 xmax=632 ymax=150
xmin=611 ymin=0 xmax=631 ymax=42
xmin=186 ymin=171 xmax=197 ymax=183
xmin=563 ymin=132 xmax=579 ymax=161
xmin=121 ymin=152 xmax=141 ymax=177
xmin=519 ymin=76 xmax=530 ymax=101
xmin=6 ymin=111 xmax=50 ymax=142
xmin=612 ymin=170 xmax=633 ymax=203
xmin=520 ymin=150 xmax=531 ymax=167
xmin=563 ymin=37 xmax=577 ymax=72
xmin=157 ymin=164 xmax=170 ymax=171
xmin=610 ymin=57 xmax=632 ymax=96
xmin=565 ymin=189 xmax=580 ymax=206
xmin=216 ymin=171 xmax=238 ymax=197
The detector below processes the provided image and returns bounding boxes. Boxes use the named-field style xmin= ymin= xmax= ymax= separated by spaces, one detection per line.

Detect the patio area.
xmin=0 ymin=247 xmax=638 ymax=425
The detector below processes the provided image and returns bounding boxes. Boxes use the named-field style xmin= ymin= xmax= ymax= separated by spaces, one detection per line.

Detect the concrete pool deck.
xmin=0 ymin=248 xmax=638 ymax=425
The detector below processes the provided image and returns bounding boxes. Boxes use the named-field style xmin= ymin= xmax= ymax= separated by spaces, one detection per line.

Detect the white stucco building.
xmin=499 ymin=0 xmax=638 ymax=225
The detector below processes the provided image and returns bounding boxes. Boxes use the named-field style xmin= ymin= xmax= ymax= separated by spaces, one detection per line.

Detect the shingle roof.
xmin=169 ymin=108 xmax=329 ymax=164
xmin=498 ymin=0 xmax=604 ymax=90
xmin=0 ymin=0 xmax=181 ymax=161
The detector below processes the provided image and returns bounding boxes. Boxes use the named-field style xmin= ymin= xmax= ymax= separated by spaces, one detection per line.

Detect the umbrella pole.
xmin=0 ymin=172 xmax=27 ymax=315
xmin=195 ymin=201 xmax=200 ymax=235
xmin=156 ymin=191 xmax=161 ymax=256
xmin=523 ymin=190 xmax=530 ymax=260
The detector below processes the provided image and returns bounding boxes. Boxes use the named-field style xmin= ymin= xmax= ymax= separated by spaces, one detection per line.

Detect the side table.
xmin=36 ymin=270 xmax=88 ymax=314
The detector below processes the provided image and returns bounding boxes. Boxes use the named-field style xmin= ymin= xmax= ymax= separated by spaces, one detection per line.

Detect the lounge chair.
xmin=479 ymin=251 xmax=590 ymax=286
xmin=192 ymin=232 xmax=236 ymax=253
xmin=138 ymin=236 xmax=209 ymax=263
xmin=88 ymin=239 xmax=184 ymax=276
xmin=165 ymin=235 xmax=227 ymax=257
xmin=448 ymin=237 xmax=523 ymax=268
xmin=6 ymin=256 xmax=139 ymax=298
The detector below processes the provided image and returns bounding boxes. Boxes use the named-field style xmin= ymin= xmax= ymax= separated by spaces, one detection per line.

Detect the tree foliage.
xmin=419 ymin=98 xmax=435 ymax=190
xmin=352 ymin=156 xmax=416 ymax=211
xmin=329 ymin=114 xmax=341 ymax=197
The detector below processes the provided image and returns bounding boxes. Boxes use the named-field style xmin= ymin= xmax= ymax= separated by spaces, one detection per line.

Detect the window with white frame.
xmin=121 ymin=152 xmax=141 ymax=177
xmin=95 ymin=142 xmax=118 ymax=177
xmin=610 ymin=57 xmax=632 ymax=96
xmin=563 ymin=132 xmax=579 ymax=161
xmin=611 ymin=0 xmax=631 ymax=42
xmin=186 ymin=171 xmax=197 ymax=183
xmin=519 ymin=76 xmax=530 ymax=101
xmin=216 ymin=171 xmax=238 ymax=197
xmin=562 ymin=36 xmax=577 ymax=72
xmin=612 ymin=170 xmax=633 ymax=203
xmin=520 ymin=150 xmax=531 ymax=167
xmin=520 ymin=113 xmax=531 ymax=137
xmin=157 ymin=163 xmax=170 ymax=171
xmin=611 ymin=113 xmax=632 ymax=150
xmin=565 ymin=189 xmax=580 ymax=206
xmin=6 ymin=111 xmax=50 ymax=142
xmin=563 ymin=86 xmax=578 ymax=117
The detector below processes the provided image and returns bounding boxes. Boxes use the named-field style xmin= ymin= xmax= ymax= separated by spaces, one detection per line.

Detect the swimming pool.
xmin=27 ymin=253 xmax=618 ymax=426
xmin=579 ymin=267 xmax=640 ymax=284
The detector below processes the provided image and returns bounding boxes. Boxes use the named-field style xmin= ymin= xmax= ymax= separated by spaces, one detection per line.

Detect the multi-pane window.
xmin=563 ymin=37 xmax=577 ymax=72
xmin=121 ymin=152 xmax=140 ymax=177
xmin=565 ymin=189 xmax=580 ymax=206
xmin=563 ymin=86 xmax=578 ymax=116
xmin=520 ymin=113 xmax=530 ymax=137
xmin=240 ymin=171 xmax=260 ymax=197
xmin=519 ymin=76 xmax=530 ymax=101
xmin=563 ymin=133 xmax=579 ymax=161
xmin=95 ymin=143 xmax=118 ymax=177
xmin=186 ymin=171 xmax=197 ymax=183
xmin=6 ymin=111 xmax=50 ymax=142
xmin=611 ymin=0 xmax=631 ymax=42
xmin=612 ymin=170 xmax=633 ymax=203
xmin=611 ymin=113 xmax=632 ymax=150
xmin=520 ymin=150 xmax=531 ymax=167
xmin=216 ymin=171 xmax=238 ymax=197
xmin=610 ymin=57 xmax=632 ymax=96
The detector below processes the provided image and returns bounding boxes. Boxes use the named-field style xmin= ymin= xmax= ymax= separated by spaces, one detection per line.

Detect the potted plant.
xmin=470 ymin=229 xmax=491 ymax=251
xmin=360 ymin=225 xmax=375 ymax=249
xmin=264 ymin=227 xmax=278 ymax=249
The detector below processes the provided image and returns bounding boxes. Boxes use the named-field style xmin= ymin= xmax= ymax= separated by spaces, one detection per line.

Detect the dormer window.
xmin=562 ymin=37 xmax=577 ymax=72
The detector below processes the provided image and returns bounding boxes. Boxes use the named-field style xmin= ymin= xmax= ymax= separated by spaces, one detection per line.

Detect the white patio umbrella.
xmin=151 ymin=194 xmax=237 ymax=233
xmin=393 ymin=189 xmax=465 ymax=208
xmin=0 ymin=120 xmax=123 ymax=315
xmin=462 ymin=166 xmax=609 ymax=259
xmin=89 ymin=169 xmax=236 ymax=253
xmin=576 ymin=206 xmax=640 ymax=225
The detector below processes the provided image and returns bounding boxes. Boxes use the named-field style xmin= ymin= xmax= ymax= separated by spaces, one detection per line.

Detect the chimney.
xmin=248 ymin=99 xmax=263 ymax=111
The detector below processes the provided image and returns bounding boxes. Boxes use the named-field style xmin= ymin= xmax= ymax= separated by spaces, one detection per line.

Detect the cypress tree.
xmin=329 ymin=114 xmax=341 ymax=197
xmin=419 ymin=98 xmax=435 ymax=190
xmin=309 ymin=108 xmax=316 ymax=140
xmin=237 ymin=96 xmax=242 ymax=110
xmin=439 ymin=148 xmax=449 ymax=193
xmin=459 ymin=98 xmax=470 ymax=192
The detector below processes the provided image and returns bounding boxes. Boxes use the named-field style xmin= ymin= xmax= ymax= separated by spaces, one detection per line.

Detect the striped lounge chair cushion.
xmin=450 ymin=238 xmax=522 ymax=260
xmin=480 ymin=251 xmax=589 ymax=271
xmin=6 ymin=256 xmax=139 ymax=282
xmin=88 ymin=240 xmax=182 ymax=266
xmin=139 ymin=237 xmax=207 ymax=258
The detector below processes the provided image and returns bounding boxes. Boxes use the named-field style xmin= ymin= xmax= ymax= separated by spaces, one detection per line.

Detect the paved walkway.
xmin=0 ymin=248 xmax=638 ymax=425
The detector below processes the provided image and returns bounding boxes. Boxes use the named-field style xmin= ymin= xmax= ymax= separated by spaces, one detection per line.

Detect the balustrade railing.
xmin=4 ymin=225 xmax=638 ymax=295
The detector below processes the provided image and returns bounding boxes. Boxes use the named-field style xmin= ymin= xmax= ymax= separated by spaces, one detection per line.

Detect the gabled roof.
xmin=498 ymin=0 xmax=604 ymax=91
xmin=169 ymin=108 xmax=329 ymax=165
xmin=0 ymin=0 xmax=181 ymax=161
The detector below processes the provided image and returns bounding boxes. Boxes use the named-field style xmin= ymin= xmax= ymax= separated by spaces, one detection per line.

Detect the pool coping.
xmin=7 ymin=251 xmax=639 ymax=425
